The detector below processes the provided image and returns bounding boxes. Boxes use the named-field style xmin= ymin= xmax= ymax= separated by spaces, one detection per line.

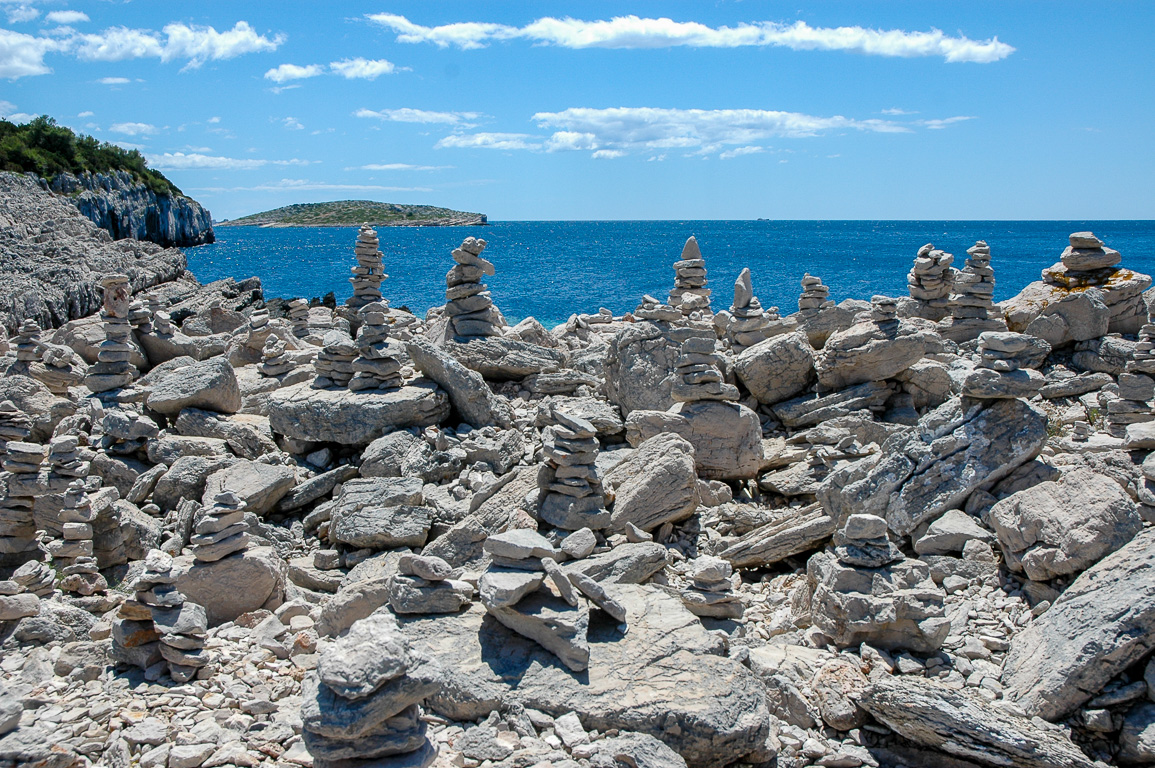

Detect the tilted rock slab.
xmin=406 ymin=340 xmax=512 ymax=428
xmin=1001 ymin=527 xmax=1155 ymax=721
xmin=717 ymin=503 xmax=837 ymax=569
xmin=814 ymin=319 xmax=940 ymax=390
xmin=733 ymin=331 xmax=815 ymax=406
xmin=442 ymin=337 xmax=567 ymax=381
xmin=267 ymin=380 xmax=449 ymax=445
xmin=603 ymin=432 xmax=699 ymax=533
xmin=625 ymin=401 xmax=762 ymax=481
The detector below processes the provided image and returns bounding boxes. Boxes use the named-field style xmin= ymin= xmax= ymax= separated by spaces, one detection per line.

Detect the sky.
xmin=0 ymin=1 xmax=1152 ymax=221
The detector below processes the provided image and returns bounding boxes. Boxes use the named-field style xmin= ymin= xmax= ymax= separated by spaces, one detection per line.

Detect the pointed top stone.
xmin=681 ymin=236 xmax=701 ymax=261
xmin=733 ymin=268 xmax=753 ymax=308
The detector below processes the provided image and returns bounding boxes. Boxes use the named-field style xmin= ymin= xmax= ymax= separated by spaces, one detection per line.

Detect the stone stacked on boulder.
xmin=190 ymin=491 xmax=250 ymax=563
xmin=1071 ymin=420 xmax=1093 ymax=441
xmin=153 ymin=310 xmax=175 ymax=337
xmin=538 ymin=409 xmax=609 ymax=530
xmin=0 ymin=400 xmax=31 ymax=445
xmin=1131 ymin=316 xmax=1155 ymax=375
xmin=46 ymin=434 xmax=90 ymax=492
xmin=387 ymin=553 xmax=473 ymax=614
xmin=347 ymin=224 xmax=388 ymax=309
xmin=259 ymin=335 xmax=296 ymax=378
xmin=127 ymin=297 xmax=151 ymax=332
xmin=11 ymin=559 xmax=54 ymax=597
xmin=0 ymin=440 xmax=43 ymax=566
xmin=833 ymin=513 xmax=902 ymax=568
xmin=906 ymin=243 xmax=956 ymax=320
xmin=132 ymin=549 xmax=210 ymax=682
xmin=669 ymin=236 xmax=711 ymax=315
xmin=45 ymin=479 xmax=106 ymax=596
xmin=12 ymin=318 xmax=40 ymax=363
xmin=721 ymin=268 xmax=779 ymax=352
xmin=870 ymin=295 xmax=899 ymax=326
xmin=633 ymin=294 xmax=682 ymax=323
xmin=1107 ymin=371 xmax=1155 ymax=438
xmin=939 ymin=241 xmax=1006 ymax=342
xmin=288 ymin=299 xmax=310 ymax=338
xmin=249 ymin=307 xmax=270 ymax=331
xmin=960 ymin=331 xmax=1046 ymax=399
xmin=38 ymin=343 xmax=85 ymax=394
xmin=301 ymin=609 xmax=441 ymax=768
xmin=672 ymin=336 xmax=739 ymax=403
xmin=314 ymin=332 xmax=358 ymax=389
xmin=680 ymin=555 xmax=742 ymax=619
xmin=445 ymin=237 xmax=503 ymax=337
xmin=85 ymin=274 xmax=139 ymax=393
xmin=798 ymin=273 xmax=833 ymax=312
xmin=350 ymin=307 xmax=403 ymax=391
xmin=1059 ymin=231 xmax=1121 ymax=272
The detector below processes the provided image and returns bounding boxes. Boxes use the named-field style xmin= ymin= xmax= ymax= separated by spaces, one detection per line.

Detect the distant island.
xmin=217 ymin=200 xmax=487 ymax=228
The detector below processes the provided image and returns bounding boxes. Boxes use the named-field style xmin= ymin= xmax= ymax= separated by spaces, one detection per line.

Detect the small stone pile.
xmin=961 ymin=331 xmax=1045 ymax=400
xmin=45 ymin=480 xmax=106 ymax=596
xmin=302 ymin=609 xmax=441 ymax=768
xmin=871 ymin=295 xmax=899 ymax=327
xmin=133 ymin=549 xmax=209 ymax=682
xmin=153 ymin=310 xmax=175 ymax=337
xmin=314 ymin=334 xmax=358 ymax=389
xmin=669 ymin=236 xmax=711 ymax=314
xmin=85 ymin=274 xmax=139 ymax=393
xmin=0 ymin=440 xmax=43 ymax=566
xmin=288 ymin=299 xmax=310 ymax=338
xmin=907 ymin=243 xmax=956 ymax=319
xmin=350 ymin=307 xmax=403 ymax=391
xmin=724 ymin=268 xmax=778 ymax=351
xmin=671 ymin=336 xmax=739 ymax=403
xmin=249 ymin=307 xmax=270 ymax=332
xmin=12 ymin=319 xmax=40 ymax=364
xmin=446 ymin=237 xmax=502 ymax=337
xmin=940 ymin=241 xmax=1005 ymax=342
xmin=680 ymin=555 xmax=742 ymax=619
xmin=0 ymin=400 xmax=31 ymax=444
xmin=633 ymin=294 xmax=682 ymax=322
xmin=833 ymin=514 xmax=902 ymax=568
xmin=347 ymin=224 xmax=388 ymax=309
xmin=128 ymin=298 xmax=151 ymax=332
xmin=538 ymin=410 xmax=609 ymax=531
xmin=798 ymin=273 xmax=832 ymax=312
xmin=387 ymin=553 xmax=472 ymax=614
xmin=190 ymin=491 xmax=250 ymax=562
xmin=1071 ymin=420 xmax=1094 ymax=441
xmin=1131 ymin=315 xmax=1155 ymax=376
xmin=1107 ymin=371 xmax=1154 ymax=438
xmin=11 ymin=559 xmax=54 ymax=597
xmin=259 ymin=335 xmax=296 ymax=378
xmin=39 ymin=343 xmax=84 ymax=394
xmin=1058 ymin=231 xmax=1121 ymax=273
xmin=46 ymin=435 xmax=89 ymax=492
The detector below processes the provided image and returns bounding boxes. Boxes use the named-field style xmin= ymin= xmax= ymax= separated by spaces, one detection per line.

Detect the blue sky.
xmin=1 ymin=1 xmax=1152 ymax=221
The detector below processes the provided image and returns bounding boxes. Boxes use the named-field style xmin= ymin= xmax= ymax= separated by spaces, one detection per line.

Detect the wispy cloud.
xmin=6 ymin=5 xmax=38 ymax=23
xmin=194 ymin=179 xmax=432 ymax=193
xmin=355 ymin=107 xmax=481 ymax=126
xmin=265 ymin=57 xmax=398 ymax=86
xmin=109 ymin=121 xmax=157 ymax=136
xmin=0 ymin=100 xmax=34 ymax=123
xmin=147 ymin=152 xmax=314 ymax=171
xmin=45 ymin=10 xmax=89 ymax=25
xmin=354 ymin=163 xmax=454 ymax=171
xmin=98 ymin=76 xmax=129 ymax=85
xmin=281 ymin=116 xmax=304 ymax=130
xmin=719 ymin=145 xmax=765 ymax=159
xmin=368 ymin=13 xmax=1015 ymax=63
xmin=917 ymin=116 xmax=975 ymax=129
xmin=264 ymin=62 xmax=323 ymax=83
xmin=436 ymin=132 xmax=539 ymax=151
xmin=881 ymin=107 xmax=918 ymax=115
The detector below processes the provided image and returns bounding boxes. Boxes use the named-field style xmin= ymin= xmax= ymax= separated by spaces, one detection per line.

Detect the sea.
xmin=185 ymin=221 xmax=1155 ymax=328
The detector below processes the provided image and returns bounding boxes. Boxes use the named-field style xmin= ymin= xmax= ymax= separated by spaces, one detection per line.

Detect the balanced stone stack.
xmin=907 ymin=243 xmax=956 ymax=320
xmin=1107 ymin=371 xmax=1155 ymax=438
xmin=538 ymin=410 xmax=609 ymax=530
xmin=39 ymin=344 xmax=85 ymax=394
xmin=671 ymin=336 xmax=740 ymax=403
xmin=314 ymin=335 xmax=358 ymax=389
xmin=85 ymin=274 xmax=138 ymax=393
xmin=12 ymin=319 xmax=40 ymax=364
xmin=45 ymin=480 xmax=106 ymax=596
xmin=446 ymin=237 xmax=503 ymax=337
xmin=387 ymin=553 xmax=472 ymax=614
xmin=153 ymin=310 xmax=175 ymax=337
xmin=680 ymin=555 xmax=742 ymax=619
xmin=288 ymin=299 xmax=310 ymax=338
xmin=798 ymin=273 xmax=833 ymax=312
xmin=871 ymin=295 xmax=899 ymax=326
xmin=190 ymin=491 xmax=250 ymax=563
xmin=940 ymin=241 xmax=1005 ymax=342
xmin=723 ymin=268 xmax=778 ymax=352
xmin=128 ymin=298 xmax=151 ymax=332
xmin=1055 ymin=231 xmax=1121 ymax=274
xmin=633 ymin=294 xmax=682 ymax=323
xmin=960 ymin=331 xmax=1045 ymax=400
xmin=133 ymin=550 xmax=209 ymax=682
xmin=834 ymin=513 xmax=903 ymax=568
xmin=350 ymin=308 xmax=403 ymax=391
xmin=46 ymin=435 xmax=90 ymax=493
xmin=11 ymin=559 xmax=54 ymax=598
xmin=1131 ymin=315 xmax=1155 ymax=376
xmin=303 ymin=610 xmax=441 ymax=768
xmin=347 ymin=224 xmax=388 ymax=309
xmin=249 ymin=307 xmax=270 ymax=332
xmin=668 ymin=236 xmax=711 ymax=314
xmin=259 ymin=336 xmax=297 ymax=378
xmin=0 ymin=441 xmax=43 ymax=566
xmin=1071 ymin=420 xmax=1094 ymax=441
xmin=0 ymin=401 xmax=31 ymax=445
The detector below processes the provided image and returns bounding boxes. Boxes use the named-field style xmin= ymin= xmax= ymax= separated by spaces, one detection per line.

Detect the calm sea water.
xmin=185 ymin=221 xmax=1155 ymax=328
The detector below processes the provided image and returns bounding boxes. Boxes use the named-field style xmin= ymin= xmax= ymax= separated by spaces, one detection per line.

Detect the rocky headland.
xmin=2 ymin=170 xmax=1155 ymax=768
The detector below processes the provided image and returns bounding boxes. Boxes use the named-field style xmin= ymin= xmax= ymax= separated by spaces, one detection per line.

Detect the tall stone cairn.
xmin=191 ymin=491 xmax=250 ymax=562
xmin=798 ymin=273 xmax=833 ymax=313
xmin=871 ymin=295 xmax=900 ymax=327
xmin=1112 ymin=326 xmax=1155 ymax=437
xmin=12 ymin=319 xmax=40 ymax=364
xmin=1130 ymin=311 xmax=1155 ymax=376
xmin=445 ymin=237 xmax=503 ymax=337
xmin=669 ymin=236 xmax=711 ymax=315
xmin=724 ymin=268 xmax=778 ymax=352
xmin=0 ymin=429 xmax=40 ymax=565
xmin=288 ymin=299 xmax=310 ymax=338
xmin=347 ymin=224 xmax=388 ymax=309
xmin=907 ymin=243 xmax=956 ymax=320
xmin=538 ymin=409 xmax=609 ymax=531
xmin=314 ymin=334 xmax=358 ymax=389
xmin=46 ymin=434 xmax=90 ymax=492
xmin=672 ymin=336 xmax=740 ymax=403
xmin=939 ymin=241 xmax=1006 ymax=342
xmin=45 ymin=480 xmax=107 ymax=596
xmin=350 ymin=306 xmax=403 ymax=391
xmin=133 ymin=549 xmax=210 ymax=683
xmin=960 ymin=332 xmax=1046 ymax=400
xmin=85 ymin=274 xmax=138 ymax=393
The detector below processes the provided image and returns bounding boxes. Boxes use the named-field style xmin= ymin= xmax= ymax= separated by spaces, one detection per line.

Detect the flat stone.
xmin=268 ymin=381 xmax=450 ymax=445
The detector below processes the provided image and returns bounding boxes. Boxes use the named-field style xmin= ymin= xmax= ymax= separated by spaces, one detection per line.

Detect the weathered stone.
xmin=201 ymin=460 xmax=296 ymax=516
xmin=486 ymin=589 xmax=591 ymax=672
xmin=733 ymin=332 xmax=815 ymax=406
xmin=603 ymin=432 xmax=699 ymax=533
xmin=717 ymin=504 xmax=837 ymax=568
xmin=407 ymin=340 xmax=512 ymax=428
xmin=443 ymin=337 xmax=567 ymax=381
xmin=604 ymin=323 xmax=682 ymax=416
xmin=146 ymin=356 xmax=241 ymax=415
xmin=814 ymin=320 xmax=939 ymax=390
xmin=625 ymin=401 xmax=761 ymax=481
xmin=319 ymin=609 xmax=411 ymax=700
xmin=173 ymin=547 xmax=285 ymax=626
xmin=267 ymin=381 xmax=449 ymax=445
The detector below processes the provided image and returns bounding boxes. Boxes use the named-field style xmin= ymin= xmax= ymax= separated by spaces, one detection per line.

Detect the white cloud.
xmin=881 ymin=107 xmax=917 ymax=115
xmin=147 ymin=152 xmax=313 ymax=171
xmin=207 ymin=116 xmax=220 ymax=123
xmin=109 ymin=121 xmax=156 ymax=136
xmin=330 ymin=57 xmax=396 ymax=79
xmin=72 ymin=26 xmax=163 ymax=60
xmin=77 ymin=110 xmax=93 ymax=117
xmin=264 ymin=62 xmax=323 ymax=83
xmin=719 ymin=145 xmax=765 ymax=159
xmin=195 ymin=178 xmax=433 ymax=193
xmin=45 ymin=10 xmax=89 ymax=25
xmin=435 ymin=132 xmax=540 ymax=151
xmin=917 ymin=116 xmax=975 ymax=129
xmin=7 ymin=5 xmax=38 ymax=23
xmin=356 ymin=163 xmax=453 ymax=171
xmin=592 ymin=149 xmax=625 ymax=159
xmin=71 ymin=21 xmax=282 ymax=68
xmin=98 ymin=76 xmax=129 ymax=84
xmin=282 ymin=116 xmax=304 ymax=130
xmin=0 ymin=100 xmax=33 ymax=122
xmin=0 ymin=27 xmax=60 ymax=78
xmin=354 ymin=107 xmax=481 ymax=125
xmin=368 ymin=13 xmax=1015 ymax=62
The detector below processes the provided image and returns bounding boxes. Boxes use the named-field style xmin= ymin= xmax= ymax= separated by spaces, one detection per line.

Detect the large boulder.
xmin=173 ymin=546 xmax=286 ymax=626
xmin=1003 ymin=267 xmax=1151 ymax=337
xmin=267 ymin=380 xmax=450 ymax=445
xmin=201 ymin=460 xmax=297 ymax=516
xmin=989 ymin=467 xmax=1142 ymax=581
xmin=0 ymin=374 xmax=75 ymax=442
xmin=401 ymin=584 xmax=769 ymax=768
xmin=328 ymin=478 xmax=432 ymax=550
xmin=818 ymin=396 xmax=1048 ymax=536
xmin=733 ymin=332 xmax=815 ymax=406
xmin=152 ymin=455 xmax=238 ymax=511
xmin=717 ymin=504 xmax=837 ymax=569
xmin=814 ymin=319 xmax=939 ymax=390
xmin=771 ymin=381 xmax=892 ymax=429
xmin=1023 ymin=289 xmax=1110 ymax=347
xmin=604 ymin=322 xmax=682 ymax=416
xmin=406 ymin=340 xmax=512 ymax=428
xmin=443 ymin=337 xmax=567 ymax=381
xmin=603 ymin=432 xmax=699 ymax=533
xmin=145 ymin=356 xmax=241 ymax=415
xmin=1001 ymin=528 xmax=1155 ymax=721
xmin=625 ymin=401 xmax=762 ymax=481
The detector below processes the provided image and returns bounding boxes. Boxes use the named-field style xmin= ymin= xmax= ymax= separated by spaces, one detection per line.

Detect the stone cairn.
xmin=85 ymin=274 xmax=138 ymax=393
xmin=249 ymin=307 xmax=270 ymax=332
xmin=669 ymin=236 xmax=711 ymax=315
xmin=907 ymin=243 xmax=956 ymax=320
xmin=191 ymin=491 xmax=250 ymax=562
xmin=259 ymin=336 xmax=297 ymax=378
xmin=1054 ymin=231 xmax=1121 ymax=276
xmin=1131 ymin=311 xmax=1155 ymax=377
xmin=11 ymin=558 xmax=54 ymax=598
xmin=127 ymin=297 xmax=152 ymax=333
xmin=39 ymin=343 xmax=84 ymax=395
xmin=940 ymin=241 xmax=1005 ymax=342
xmin=680 ymin=555 xmax=742 ymax=619
xmin=798 ymin=273 xmax=833 ymax=313
xmin=537 ymin=410 xmax=609 ymax=531
xmin=314 ymin=334 xmax=358 ymax=389
xmin=12 ymin=319 xmax=40 ymax=365
xmin=288 ymin=299 xmax=310 ymax=338
xmin=446 ymin=237 xmax=503 ymax=337
xmin=1071 ymin=420 xmax=1094 ymax=441
xmin=153 ymin=308 xmax=175 ymax=337
xmin=723 ymin=268 xmax=778 ymax=352
xmin=387 ymin=552 xmax=472 ymax=615
xmin=871 ymin=295 xmax=899 ymax=327
xmin=46 ymin=434 xmax=90 ymax=491
xmin=1108 ymin=370 xmax=1155 ymax=438
xmin=0 ymin=440 xmax=43 ymax=566
xmin=960 ymin=332 xmax=1045 ymax=400
xmin=671 ymin=336 xmax=739 ymax=403
xmin=350 ymin=306 xmax=403 ymax=391
xmin=302 ymin=610 xmax=441 ymax=768
xmin=132 ymin=550 xmax=210 ymax=682
xmin=44 ymin=480 xmax=106 ymax=596
xmin=633 ymin=294 xmax=682 ymax=322
xmin=347 ymin=224 xmax=388 ymax=309
xmin=834 ymin=513 xmax=903 ymax=568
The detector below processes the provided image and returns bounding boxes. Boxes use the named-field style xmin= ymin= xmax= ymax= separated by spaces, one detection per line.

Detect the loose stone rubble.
xmin=3 ymin=208 xmax=1155 ymax=768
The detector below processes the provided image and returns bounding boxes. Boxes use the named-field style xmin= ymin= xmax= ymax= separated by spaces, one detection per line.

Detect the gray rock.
xmin=331 ymin=504 xmax=431 ymax=550
xmin=483 ymin=529 xmax=556 ymax=561
xmin=443 ymin=337 xmax=567 ymax=381
xmin=360 ymin=430 xmax=422 ymax=478
xmin=152 ymin=455 xmax=238 ymax=512
xmin=267 ymin=381 xmax=449 ymax=445
xmin=733 ymin=332 xmax=815 ymax=406
xmin=772 ymin=380 xmax=892 ymax=429
xmin=1121 ymin=702 xmax=1155 ymax=764
xmin=302 ymin=705 xmax=427 ymax=762
xmin=407 ymin=340 xmax=512 ymax=428
xmin=563 ymin=542 xmax=667 ymax=585
xmin=146 ymin=356 xmax=241 ymax=415
xmin=174 ymin=408 xmax=278 ymax=459
xmin=479 ymin=569 xmax=545 ymax=608
xmin=486 ymin=589 xmax=591 ymax=672
xmin=913 ymin=509 xmax=995 ymax=556
xmin=201 ymin=460 xmax=296 ymax=516
xmin=388 ymin=575 xmax=472 ymax=614
xmin=278 ymin=465 xmax=358 ymax=513
xmin=0 ymin=723 xmax=84 ymax=768
xmin=173 ymin=546 xmax=285 ymax=626
xmin=0 ymin=684 xmax=20 ymax=737
xmin=814 ymin=319 xmax=939 ymax=390
xmin=603 ymin=323 xmax=682 ymax=416
xmin=319 ymin=609 xmax=411 ymax=699
xmin=604 ymin=432 xmax=699 ymax=533
xmin=625 ymin=400 xmax=762 ymax=481
xmin=589 ymin=732 xmax=688 ymax=768
xmin=717 ymin=504 xmax=837 ymax=568
xmin=302 ymin=654 xmax=441 ymax=740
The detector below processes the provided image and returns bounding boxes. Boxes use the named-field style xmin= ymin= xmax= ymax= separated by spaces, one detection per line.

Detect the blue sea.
xmin=185 ymin=221 xmax=1155 ymax=328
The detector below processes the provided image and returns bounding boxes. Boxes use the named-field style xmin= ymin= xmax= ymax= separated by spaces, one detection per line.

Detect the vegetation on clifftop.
xmin=0 ymin=116 xmax=181 ymax=198
xmin=219 ymin=199 xmax=487 ymax=227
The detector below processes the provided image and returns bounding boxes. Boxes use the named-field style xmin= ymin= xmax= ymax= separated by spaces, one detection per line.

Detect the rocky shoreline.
xmin=2 ymin=169 xmax=1155 ymax=768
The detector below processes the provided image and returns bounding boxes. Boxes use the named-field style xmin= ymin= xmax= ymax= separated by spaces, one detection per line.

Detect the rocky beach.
xmin=3 ymin=166 xmax=1155 ymax=768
